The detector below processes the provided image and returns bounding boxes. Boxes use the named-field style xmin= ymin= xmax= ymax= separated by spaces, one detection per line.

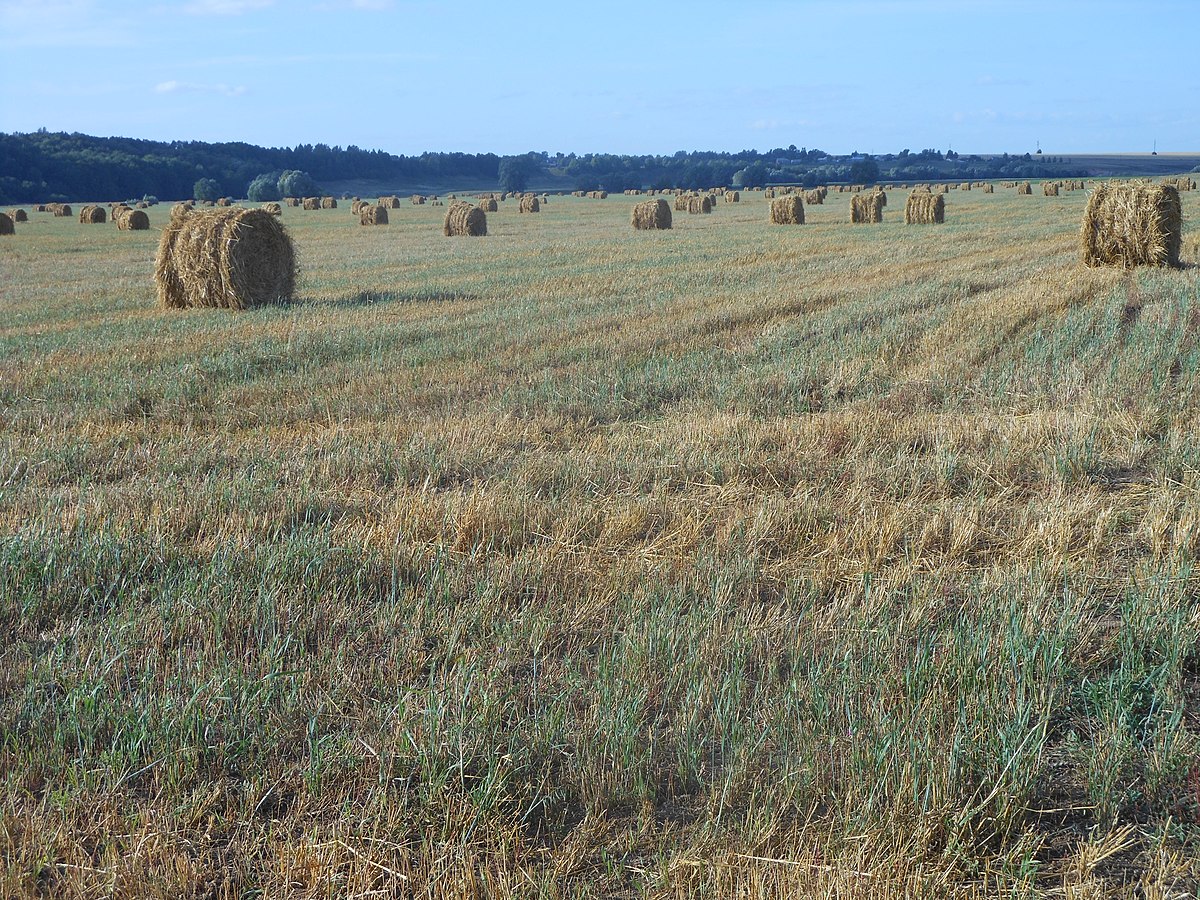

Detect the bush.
xmin=193 ymin=178 xmax=222 ymax=202
xmin=247 ymin=173 xmax=282 ymax=202
xmin=277 ymin=170 xmax=318 ymax=198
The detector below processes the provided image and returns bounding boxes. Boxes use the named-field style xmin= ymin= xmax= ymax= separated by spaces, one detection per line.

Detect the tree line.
xmin=0 ymin=130 xmax=1090 ymax=205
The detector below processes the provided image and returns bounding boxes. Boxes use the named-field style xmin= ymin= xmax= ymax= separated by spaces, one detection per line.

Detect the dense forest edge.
xmin=3 ymin=130 xmax=1199 ymax=205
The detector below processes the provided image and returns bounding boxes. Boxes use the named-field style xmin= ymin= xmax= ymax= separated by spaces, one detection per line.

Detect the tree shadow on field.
xmin=304 ymin=289 xmax=483 ymax=308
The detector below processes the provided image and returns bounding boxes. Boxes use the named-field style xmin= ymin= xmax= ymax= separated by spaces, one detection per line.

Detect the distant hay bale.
xmin=379 ymin=196 xmax=401 ymax=208
xmin=1017 ymin=182 xmax=1032 ymax=195
xmin=321 ymin=197 xmax=337 ymax=209
xmin=804 ymin=190 xmax=824 ymax=205
xmin=215 ymin=197 xmax=231 ymax=207
xmin=631 ymin=198 xmax=672 ymax=230
xmin=111 ymin=204 xmax=132 ymax=223
xmin=171 ymin=202 xmax=194 ymax=217
xmin=411 ymin=194 xmax=426 ymax=205
xmin=443 ymin=201 xmax=487 ymax=236
xmin=687 ymin=195 xmax=712 ymax=214
xmin=117 ymin=209 xmax=149 ymax=230
xmin=519 ymin=195 xmax=540 ymax=213
xmin=850 ymin=191 xmax=884 ymax=223
xmin=904 ymin=190 xmax=945 ymax=224
xmin=350 ymin=199 xmax=367 ymax=215
xmin=284 ymin=197 xmax=300 ymax=207
xmin=1081 ymin=182 xmax=1181 ymax=269
xmin=0 ymin=212 xmax=13 ymax=235
xmin=982 ymin=183 xmax=994 ymax=193
xmin=960 ymin=183 xmax=971 ymax=191
xmin=359 ymin=204 xmax=388 ymax=225
xmin=764 ymin=188 xmax=776 ymax=199
xmin=12 ymin=209 xmax=28 ymax=222
xmin=54 ymin=204 xmax=73 ymax=217
xmin=155 ymin=207 xmax=296 ymax=309
xmin=1043 ymin=182 xmax=1059 ymax=196
xmin=34 ymin=204 xmax=47 ymax=212
xmin=674 ymin=195 xmax=689 ymax=211
xmin=303 ymin=197 xmax=321 ymax=210
xmin=479 ymin=198 xmax=498 ymax=212
xmin=725 ymin=190 xmax=740 ymax=203
xmin=769 ymin=196 xmax=804 ymax=224
xmin=262 ymin=202 xmax=283 ymax=216
xmin=79 ymin=205 xmax=106 ymax=224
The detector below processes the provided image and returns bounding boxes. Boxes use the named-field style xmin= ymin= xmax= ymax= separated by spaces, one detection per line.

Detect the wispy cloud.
xmin=182 ymin=0 xmax=273 ymax=14
xmin=155 ymin=80 xmax=248 ymax=97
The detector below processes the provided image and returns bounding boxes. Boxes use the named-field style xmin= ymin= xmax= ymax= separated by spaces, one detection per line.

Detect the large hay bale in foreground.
xmin=11 ymin=209 xmax=28 ymax=222
xmin=479 ymin=198 xmax=498 ymax=212
xmin=1081 ymin=182 xmax=1181 ymax=269
xmin=443 ymin=201 xmax=487 ymax=236
xmin=79 ymin=205 xmax=106 ymax=224
xmin=360 ymin=204 xmax=388 ymax=225
xmin=850 ymin=191 xmax=884 ymax=223
xmin=0 ymin=212 xmax=13 ymax=235
xmin=769 ymin=196 xmax=804 ymax=224
xmin=631 ymin=198 xmax=672 ymax=230
xmin=115 ymin=208 xmax=150 ymax=230
xmin=904 ymin=190 xmax=945 ymax=224
xmin=519 ymin=195 xmax=540 ymax=213
xmin=155 ymin=208 xmax=297 ymax=309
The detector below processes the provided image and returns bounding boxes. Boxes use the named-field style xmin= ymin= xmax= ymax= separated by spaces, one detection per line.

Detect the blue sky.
xmin=2 ymin=0 xmax=1196 ymax=157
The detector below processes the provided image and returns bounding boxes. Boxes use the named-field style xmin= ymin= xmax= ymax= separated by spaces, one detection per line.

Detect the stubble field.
xmin=3 ymin=185 xmax=1200 ymax=898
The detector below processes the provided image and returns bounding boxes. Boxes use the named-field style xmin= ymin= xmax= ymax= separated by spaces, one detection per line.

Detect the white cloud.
xmin=155 ymin=80 xmax=248 ymax=96
xmin=182 ymin=0 xmax=273 ymax=14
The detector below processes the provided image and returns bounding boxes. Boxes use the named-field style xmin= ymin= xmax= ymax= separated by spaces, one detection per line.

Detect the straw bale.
xmin=519 ymin=195 xmax=540 ymax=213
xmin=262 ymin=202 xmax=283 ymax=216
xmin=631 ymin=198 xmax=672 ymax=230
xmin=54 ymin=204 xmax=73 ymax=217
xmin=479 ymin=198 xmax=498 ymax=212
xmin=0 ymin=212 xmax=13 ymax=235
xmin=1043 ymin=182 xmax=1059 ymax=196
xmin=284 ymin=197 xmax=300 ymax=207
xmin=35 ymin=204 xmax=47 ymax=212
xmin=769 ymin=196 xmax=804 ymax=225
xmin=1017 ymin=182 xmax=1032 ymax=195
xmin=725 ymin=191 xmax=740 ymax=203
xmin=850 ymin=191 xmax=884 ymax=223
xmin=12 ymin=209 xmax=28 ymax=222
xmin=411 ymin=194 xmax=426 ymax=205
xmin=320 ymin=197 xmax=337 ymax=209
xmin=79 ymin=205 xmax=106 ymax=224
xmin=982 ymin=183 xmax=994 ymax=193
xmin=155 ymin=207 xmax=296 ymax=309
xmin=1081 ymin=182 xmax=1181 ymax=269
xmin=687 ymin=196 xmax=712 ymax=214
xmin=117 ymin=209 xmax=150 ymax=230
xmin=443 ymin=201 xmax=487 ymax=236
xmin=904 ymin=190 xmax=945 ymax=224
xmin=303 ymin=197 xmax=321 ymax=210
xmin=360 ymin=204 xmax=388 ymax=225
xmin=804 ymin=190 xmax=824 ymax=205
xmin=171 ymin=202 xmax=194 ymax=217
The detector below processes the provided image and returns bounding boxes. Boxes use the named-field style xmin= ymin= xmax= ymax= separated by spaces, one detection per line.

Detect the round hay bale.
xmin=284 ymin=197 xmax=300 ymax=207
xmin=12 ymin=209 xmax=28 ymax=222
xmin=443 ymin=201 xmax=486 ymax=236
xmin=519 ymin=195 xmax=540 ymax=213
xmin=479 ymin=198 xmax=498 ymax=212
xmin=687 ymin=195 xmax=712 ymax=214
xmin=117 ymin=209 xmax=150 ymax=230
xmin=1043 ymin=182 xmax=1059 ymax=196
xmin=303 ymin=197 xmax=321 ymax=210
xmin=155 ymin=208 xmax=297 ymax=309
xmin=0 ymin=212 xmax=14 ymax=235
xmin=850 ymin=191 xmax=884 ymax=224
xmin=904 ymin=190 xmax=945 ymax=224
xmin=631 ymin=198 xmax=672 ymax=230
xmin=769 ymin=196 xmax=804 ymax=225
xmin=1017 ymin=182 xmax=1032 ymax=195
xmin=79 ymin=205 xmax=106 ymax=224
xmin=1081 ymin=182 xmax=1181 ymax=269
xmin=320 ymin=197 xmax=337 ymax=209
xmin=171 ymin=202 xmax=194 ymax=218
xmin=262 ymin=202 xmax=283 ymax=216
xmin=54 ymin=204 xmax=73 ymax=217
xmin=217 ymin=197 xmax=233 ymax=207
xmin=34 ymin=204 xmax=47 ymax=212
xmin=360 ymin=204 xmax=388 ymax=225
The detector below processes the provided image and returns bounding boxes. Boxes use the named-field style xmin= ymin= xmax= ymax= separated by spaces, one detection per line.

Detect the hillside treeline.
xmin=0 ymin=131 xmax=1088 ymax=204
